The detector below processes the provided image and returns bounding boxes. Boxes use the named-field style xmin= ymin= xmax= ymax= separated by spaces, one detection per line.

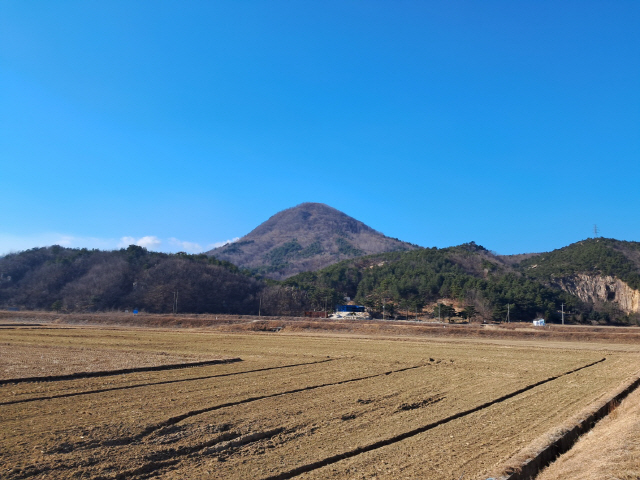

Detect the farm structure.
xmin=329 ymin=304 xmax=371 ymax=319
xmin=1 ymin=321 xmax=639 ymax=479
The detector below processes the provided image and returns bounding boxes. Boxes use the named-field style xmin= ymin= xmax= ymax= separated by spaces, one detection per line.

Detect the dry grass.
xmin=485 ymin=373 xmax=640 ymax=479
xmin=4 ymin=310 xmax=640 ymax=345
xmin=537 ymin=386 xmax=640 ymax=480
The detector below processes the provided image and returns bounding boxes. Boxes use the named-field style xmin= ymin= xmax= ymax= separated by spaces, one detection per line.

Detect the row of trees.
xmin=431 ymin=304 xmax=477 ymax=322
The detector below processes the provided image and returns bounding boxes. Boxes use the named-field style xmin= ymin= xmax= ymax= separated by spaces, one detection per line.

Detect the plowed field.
xmin=1 ymin=325 xmax=639 ymax=480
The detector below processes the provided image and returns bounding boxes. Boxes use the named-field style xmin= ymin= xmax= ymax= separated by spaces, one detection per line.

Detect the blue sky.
xmin=1 ymin=1 xmax=638 ymax=256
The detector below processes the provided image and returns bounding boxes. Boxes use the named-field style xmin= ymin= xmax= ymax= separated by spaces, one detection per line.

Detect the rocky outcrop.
xmin=551 ymin=274 xmax=640 ymax=314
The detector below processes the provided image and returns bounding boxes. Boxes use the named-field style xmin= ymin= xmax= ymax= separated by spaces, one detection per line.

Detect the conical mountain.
xmin=206 ymin=202 xmax=416 ymax=279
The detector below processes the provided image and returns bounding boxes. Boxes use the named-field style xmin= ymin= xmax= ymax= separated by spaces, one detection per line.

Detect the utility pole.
xmin=506 ymin=303 xmax=510 ymax=323
xmin=383 ymin=298 xmax=386 ymax=321
xmin=438 ymin=303 xmax=441 ymax=322
xmin=561 ymin=303 xmax=565 ymax=325
xmin=173 ymin=291 xmax=178 ymax=314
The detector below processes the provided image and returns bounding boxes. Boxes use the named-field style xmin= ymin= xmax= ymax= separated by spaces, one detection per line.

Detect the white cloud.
xmin=118 ymin=236 xmax=161 ymax=250
xmin=206 ymin=237 xmax=240 ymax=250
xmin=0 ymin=232 xmax=237 ymax=257
xmin=136 ymin=236 xmax=161 ymax=249
xmin=57 ymin=235 xmax=75 ymax=247
xmin=118 ymin=236 xmax=137 ymax=248
xmin=168 ymin=238 xmax=203 ymax=254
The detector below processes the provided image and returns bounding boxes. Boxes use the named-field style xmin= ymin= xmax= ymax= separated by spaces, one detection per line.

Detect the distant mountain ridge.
xmin=1 ymin=201 xmax=638 ymax=324
xmin=206 ymin=203 xmax=416 ymax=279
xmin=1 ymin=235 xmax=638 ymax=324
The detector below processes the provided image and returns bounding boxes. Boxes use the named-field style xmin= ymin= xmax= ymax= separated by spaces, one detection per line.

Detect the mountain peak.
xmin=250 ymin=203 xmax=377 ymax=238
xmin=207 ymin=203 xmax=415 ymax=279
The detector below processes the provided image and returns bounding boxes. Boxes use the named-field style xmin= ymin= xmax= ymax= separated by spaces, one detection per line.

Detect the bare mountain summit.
xmin=206 ymin=202 xmax=416 ymax=279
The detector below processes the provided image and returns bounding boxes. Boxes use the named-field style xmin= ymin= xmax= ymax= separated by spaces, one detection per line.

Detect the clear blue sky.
xmin=1 ymin=1 xmax=638 ymax=256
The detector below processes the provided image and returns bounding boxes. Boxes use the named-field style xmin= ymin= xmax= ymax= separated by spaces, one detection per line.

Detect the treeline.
xmin=0 ymin=245 xmax=298 ymax=315
xmin=283 ymin=243 xmax=606 ymax=323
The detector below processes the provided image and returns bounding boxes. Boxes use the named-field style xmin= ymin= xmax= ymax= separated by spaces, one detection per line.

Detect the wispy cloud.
xmin=118 ymin=235 xmax=161 ymax=250
xmin=206 ymin=237 xmax=240 ymax=250
xmin=0 ymin=233 xmax=116 ymax=256
xmin=168 ymin=238 xmax=203 ymax=253
xmin=118 ymin=236 xmax=137 ymax=248
xmin=0 ymin=232 xmax=240 ymax=257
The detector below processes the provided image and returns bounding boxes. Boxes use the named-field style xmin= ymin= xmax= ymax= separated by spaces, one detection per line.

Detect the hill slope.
xmin=0 ymin=245 xmax=262 ymax=314
xmin=284 ymin=242 xmax=591 ymax=323
xmin=206 ymin=202 xmax=416 ymax=279
xmin=517 ymin=238 xmax=640 ymax=314
xmin=284 ymin=240 xmax=640 ymax=324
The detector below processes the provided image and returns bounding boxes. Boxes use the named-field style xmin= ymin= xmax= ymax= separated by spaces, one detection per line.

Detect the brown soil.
xmin=1 ymin=314 xmax=639 ymax=479
xmin=0 ymin=343 xmax=231 ymax=381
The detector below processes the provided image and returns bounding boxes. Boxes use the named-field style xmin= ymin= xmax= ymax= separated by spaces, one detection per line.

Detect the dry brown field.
xmin=0 ymin=342 xmax=232 ymax=381
xmin=1 ymin=316 xmax=640 ymax=480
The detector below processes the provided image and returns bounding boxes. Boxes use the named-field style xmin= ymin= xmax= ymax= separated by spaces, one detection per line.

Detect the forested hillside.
xmin=518 ymin=238 xmax=640 ymax=290
xmin=0 ymin=245 xmax=359 ymax=317
xmin=284 ymin=242 xmax=635 ymax=324
xmin=0 ymin=245 xmax=264 ymax=314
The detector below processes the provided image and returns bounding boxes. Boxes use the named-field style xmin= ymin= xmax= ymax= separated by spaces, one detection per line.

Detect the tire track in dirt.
xmin=59 ymin=363 xmax=435 ymax=478
xmin=0 ymin=358 xmax=242 ymax=386
xmin=0 ymin=358 xmax=336 ymax=406
xmin=133 ymin=363 xmax=429 ymax=441
xmin=260 ymin=357 xmax=606 ymax=480
xmin=109 ymin=428 xmax=286 ymax=480
xmin=73 ymin=362 xmax=430 ymax=451
xmin=8 ymin=427 xmax=287 ymax=480
xmin=0 ymin=323 xmax=44 ymax=327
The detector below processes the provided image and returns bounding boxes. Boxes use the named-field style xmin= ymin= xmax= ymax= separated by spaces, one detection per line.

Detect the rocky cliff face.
xmin=551 ymin=274 xmax=640 ymax=313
